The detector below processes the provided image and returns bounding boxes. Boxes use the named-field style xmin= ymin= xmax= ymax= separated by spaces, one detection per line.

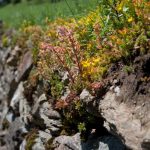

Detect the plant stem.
xmin=53 ymin=48 xmax=75 ymax=83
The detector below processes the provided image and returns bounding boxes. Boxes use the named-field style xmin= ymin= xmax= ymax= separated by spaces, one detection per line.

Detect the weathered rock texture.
xmin=99 ymin=54 xmax=150 ymax=150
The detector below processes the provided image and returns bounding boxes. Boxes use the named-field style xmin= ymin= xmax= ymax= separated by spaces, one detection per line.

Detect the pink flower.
xmin=90 ymin=82 xmax=103 ymax=89
xmin=40 ymin=42 xmax=54 ymax=50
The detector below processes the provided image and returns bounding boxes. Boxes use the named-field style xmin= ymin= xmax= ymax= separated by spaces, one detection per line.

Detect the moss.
xmin=2 ymin=118 xmax=9 ymax=130
xmin=45 ymin=138 xmax=55 ymax=150
xmin=2 ymin=35 xmax=9 ymax=47
xmin=50 ymin=72 xmax=65 ymax=99
xmin=25 ymin=129 xmax=38 ymax=150
xmin=123 ymin=65 xmax=134 ymax=74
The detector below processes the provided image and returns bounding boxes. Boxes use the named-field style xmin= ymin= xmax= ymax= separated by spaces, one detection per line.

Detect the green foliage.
xmin=57 ymin=98 xmax=99 ymax=140
xmin=135 ymin=29 xmax=150 ymax=54
xmin=123 ymin=65 xmax=134 ymax=74
xmin=50 ymin=72 xmax=64 ymax=98
xmin=2 ymin=0 xmax=150 ymax=138
xmin=2 ymin=35 xmax=9 ymax=47
xmin=0 ymin=0 xmax=98 ymax=28
xmin=45 ymin=138 xmax=54 ymax=150
xmin=78 ymin=122 xmax=86 ymax=133
xmin=25 ymin=129 xmax=38 ymax=150
xmin=36 ymin=0 xmax=150 ymax=136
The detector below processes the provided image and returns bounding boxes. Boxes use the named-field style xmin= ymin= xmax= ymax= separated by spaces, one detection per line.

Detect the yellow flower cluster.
xmin=82 ymin=57 xmax=100 ymax=68
xmin=78 ymin=10 xmax=99 ymax=26
xmin=16 ymin=0 xmax=149 ymax=85
xmin=128 ymin=17 xmax=133 ymax=23
xmin=81 ymin=57 xmax=103 ymax=79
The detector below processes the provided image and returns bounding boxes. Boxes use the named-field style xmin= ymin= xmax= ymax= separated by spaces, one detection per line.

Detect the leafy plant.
xmin=123 ymin=65 xmax=134 ymax=74
xmin=78 ymin=122 xmax=86 ymax=133
xmin=9 ymin=0 xmax=150 ymax=138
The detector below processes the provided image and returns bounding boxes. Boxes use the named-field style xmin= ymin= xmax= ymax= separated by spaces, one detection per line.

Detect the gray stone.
xmin=16 ymin=51 xmax=33 ymax=82
xmin=53 ymin=133 xmax=125 ymax=150
xmin=6 ymin=112 xmax=14 ymax=123
xmin=38 ymin=130 xmax=52 ymax=142
xmin=32 ymin=94 xmax=47 ymax=114
xmin=6 ymin=46 xmax=21 ymax=66
xmin=40 ymin=110 xmax=62 ymax=132
xmin=53 ymin=133 xmax=81 ymax=150
xmin=4 ymin=117 xmax=25 ymax=150
xmin=32 ymin=131 xmax=52 ymax=150
xmin=43 ymin=109 xmax=61 ymax=120
xmin=114 ymin=86 xmax=120 ymax=96
xmin=99 ymin=54 xmax=150 ymax=150
xmin=10 ymin=82 xmax=24 ymax=108
xmin=32 ymin=137 xmax=45 ymax=150
xmin=19 ymin=139 xmax=26 ymax=150
xmin=61 ymin=71 xmax=69 ymax=82
xmin=32 ymin=94 xmax=62 ymax=134
xmin=80 ymin=89 xmax=94 ymax=103
xmin=100 ymin=91 xmax=150 ymax=150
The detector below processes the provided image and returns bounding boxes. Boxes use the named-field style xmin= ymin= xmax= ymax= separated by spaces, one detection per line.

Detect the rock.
xmin=0 ymin=146 xmax=7 ymax=150
xmin=99 ymin=54 xmax=150 ymax=150
xmin=32 ymin=137 xmax=45 ymax=150
xmin=10 ymin=82 xmax=24 ymax=109
xmin=100 ymin=91 xmax=145 ymax=150
xmin=4 ymin=117 xmax=26 ymax=150
xmin=80 ymin=89 xmax=94 ymax=103
xmin=0 ymin=101 xmax=9 ymax=129
xmin=0 ymin=30 xmax=150 ymax=150
xmin=32 ymin=94 xmax=62 ymax=134
xmin=8 ymin=81 xmax=31 ymax=125
xmin=32 ymin=94 xmax=47 ymax=114
xmin=40 ymin=102 xmax=62 ymax=134
xmin=16 ymin=51 xmax=33 ymax=82
xmin=53 ymin=133 xmax=125 ymax=150
xmin=61 ymin=71 xmax=69 ymax=83
xmin=114 ymin=86 xmax=120 ymax=96
xmin=53 ymin=133 xmax=81 ymax=150
xmin=19 ymin=139 xmax=26 ymax=150
xmin=0 ymin=47 xmax=16 ymax=100
xmin=142 ymin=130 xmax=150 ymax=150
xmin=6 ymin=46 xmax=21 ymax=66
xmin=6 ymin=112 xmax=14 ymax=123
xmin=80 ymin=89 xmax=100 ymax=115
xmin=43 ymin=108 xmax=61 ymax=120
xmin=32 ymin=131 xmax=52 ymax=150
xmin=38 ymin=130 xmax=52 ymax=142
xmin=0 ymin=39 xmax=33 ymax=150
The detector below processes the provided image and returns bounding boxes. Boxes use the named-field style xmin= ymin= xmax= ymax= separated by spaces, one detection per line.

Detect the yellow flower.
xmin=93 ymin=58 xmax=100 ymax=63
xmin=81 ymin=61 xmax=90 ymax=68
xmin=128 ymin=17 xmax=133 ymax=23
xmin=117 ymin=1 xmax=124 ymax=11
xmin=118 ymin=6 xmax=122 ymax=11
xmin=118 ymin=28 xmax=128 ymax=35
xmin=110 ymin=35 xmax=117 ymax=40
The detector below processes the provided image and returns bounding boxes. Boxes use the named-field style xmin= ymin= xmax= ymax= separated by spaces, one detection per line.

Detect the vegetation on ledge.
xmin=1 ymin=0 xmax=150 ymax=137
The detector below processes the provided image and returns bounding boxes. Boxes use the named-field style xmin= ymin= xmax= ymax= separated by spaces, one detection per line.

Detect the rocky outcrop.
xmin=99 ymin=54 xmax=150 ymax=150
xmin=52 ymin=133 xmax=125 ymax=150
xmin=0 ymin=32 xmax=149 ymax=150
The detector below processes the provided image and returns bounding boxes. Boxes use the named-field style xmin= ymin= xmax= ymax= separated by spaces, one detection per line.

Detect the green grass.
xmin=0 ymin=0 xmax=98 ymax=28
